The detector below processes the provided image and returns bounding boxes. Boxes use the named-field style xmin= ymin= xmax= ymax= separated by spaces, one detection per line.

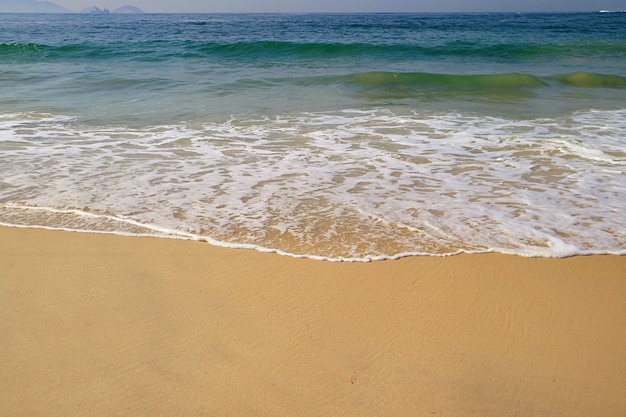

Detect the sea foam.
xmin=1 ymin=108 xmax=624 ymax=260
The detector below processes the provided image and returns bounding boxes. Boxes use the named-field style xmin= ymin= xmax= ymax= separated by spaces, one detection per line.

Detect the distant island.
xmin=81 ymin=5 xmax=144 ymax=14
xmin=0 ymin=1 xmax=144 ymax=13
xmin=113 ymin=5 xmax=143 ymax=14
xmin=81 ymin=6 xmax=110 ymax=14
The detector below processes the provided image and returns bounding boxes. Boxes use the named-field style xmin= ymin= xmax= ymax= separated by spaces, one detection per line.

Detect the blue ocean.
xmin=1 ymin=12 xmax=625 ymax=260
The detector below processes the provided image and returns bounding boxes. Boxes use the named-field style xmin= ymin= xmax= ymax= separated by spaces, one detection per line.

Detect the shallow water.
xmin=1 ymin=13 xmax=625 ymax=260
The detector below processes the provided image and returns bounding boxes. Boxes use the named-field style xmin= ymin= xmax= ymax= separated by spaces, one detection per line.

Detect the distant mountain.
xmin=0 ymin=0 xmax=70 ymax=13
xmin=113 ymin=5 xmax=144 ymax=14
xmin=0 ymin=1 xmax=145 ymax=14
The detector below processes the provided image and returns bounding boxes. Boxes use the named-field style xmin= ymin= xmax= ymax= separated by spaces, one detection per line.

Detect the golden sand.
xmin=1 ymin=226 xmax=625 ymax=416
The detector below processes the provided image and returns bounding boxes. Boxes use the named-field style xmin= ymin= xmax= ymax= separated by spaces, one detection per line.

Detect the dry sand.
xmin=1 ymin=225 xmax=625 ymax=417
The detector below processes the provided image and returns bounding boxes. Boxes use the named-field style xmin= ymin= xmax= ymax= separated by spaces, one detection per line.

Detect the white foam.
xmin=1 ymin=108 xmax=625 ymax=260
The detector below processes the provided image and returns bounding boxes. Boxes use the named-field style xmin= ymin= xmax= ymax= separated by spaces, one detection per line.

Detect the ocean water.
xmin=1 ymin=12 xmax=625 ymax=260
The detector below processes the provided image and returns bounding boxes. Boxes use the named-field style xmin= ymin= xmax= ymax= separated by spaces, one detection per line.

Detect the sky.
xmin=50 ymin=0 xmax=626 ymax=13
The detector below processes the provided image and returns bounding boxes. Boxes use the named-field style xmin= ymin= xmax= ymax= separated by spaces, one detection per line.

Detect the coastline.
xmin=1 ymin=225 xmax=625 ymax=416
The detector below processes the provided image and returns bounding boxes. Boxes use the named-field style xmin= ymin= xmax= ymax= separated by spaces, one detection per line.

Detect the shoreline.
xmin=1 ymin=225 xmax=625 ymax=416
xmin=3 ymin=220 xmax=624 ymax=261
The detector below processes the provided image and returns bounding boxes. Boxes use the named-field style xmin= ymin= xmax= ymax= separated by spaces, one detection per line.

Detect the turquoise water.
xmin=1 ymin=13 xmax=625 ymax=260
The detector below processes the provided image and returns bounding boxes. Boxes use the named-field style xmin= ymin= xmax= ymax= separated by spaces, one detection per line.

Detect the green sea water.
xmin=1 ymin=12 xmax=625 ymax=259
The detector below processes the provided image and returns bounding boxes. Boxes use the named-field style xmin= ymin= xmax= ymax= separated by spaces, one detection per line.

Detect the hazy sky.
xmin=52 ymin=0 xmax=626 ymax=13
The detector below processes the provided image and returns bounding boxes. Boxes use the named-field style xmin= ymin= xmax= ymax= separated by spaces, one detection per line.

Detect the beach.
xmin=2 ymin=12 xmax=625 ymax=416
xmin=1 ymin=225 xmax=625 ymax=416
